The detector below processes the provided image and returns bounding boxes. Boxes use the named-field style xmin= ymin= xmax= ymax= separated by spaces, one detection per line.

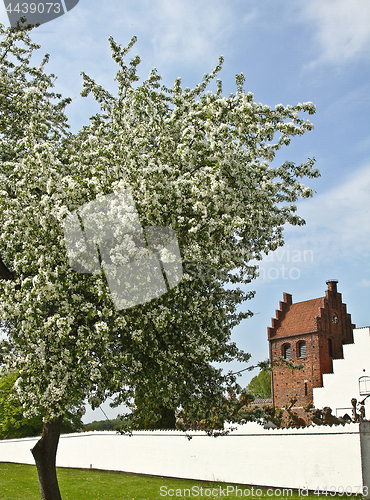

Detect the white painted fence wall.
xmin=314 ymin=327 xmax=370 ymax=417
xmin=1 ymin=421 xmax=370 ymax=496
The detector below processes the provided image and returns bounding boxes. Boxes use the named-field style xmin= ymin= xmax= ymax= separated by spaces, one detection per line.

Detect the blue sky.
xmin=2 ymin=0 xmax=370 ymax=422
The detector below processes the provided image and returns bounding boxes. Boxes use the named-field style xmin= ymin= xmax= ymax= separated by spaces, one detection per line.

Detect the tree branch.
xmin=0 ymin=255 xmax=15 ymax=281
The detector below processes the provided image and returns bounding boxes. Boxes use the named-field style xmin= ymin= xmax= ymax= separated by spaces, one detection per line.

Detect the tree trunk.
xmin=31 ymin=415 xmax=64 ymax=500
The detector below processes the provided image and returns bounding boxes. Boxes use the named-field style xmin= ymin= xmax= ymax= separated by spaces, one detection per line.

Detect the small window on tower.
xmin=298 ymin=341 xmax=306 ymax=358
xmin=283 ymin=344 xmax=291 ymax=360
xmin=328 ymin=338 xmax=333 ymax=357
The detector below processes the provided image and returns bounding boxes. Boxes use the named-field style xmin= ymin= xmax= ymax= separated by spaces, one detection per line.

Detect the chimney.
xmin=326 ymin=279 xmax=338 ymax=293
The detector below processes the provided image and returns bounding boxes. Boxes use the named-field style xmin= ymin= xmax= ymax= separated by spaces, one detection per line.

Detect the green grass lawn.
xmin=0 ymin=462 xmax=364 ymax=500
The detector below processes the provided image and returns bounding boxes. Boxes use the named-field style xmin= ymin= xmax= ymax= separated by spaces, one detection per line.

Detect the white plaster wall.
xmin=314 ymin=328 xmax=370 ymax=417
xmin=0 ymin=423 xmax=364 ymax=492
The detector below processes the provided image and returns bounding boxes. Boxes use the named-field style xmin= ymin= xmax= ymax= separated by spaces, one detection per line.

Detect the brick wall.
xmin=270 ymin=333 xmax=321 ymax=407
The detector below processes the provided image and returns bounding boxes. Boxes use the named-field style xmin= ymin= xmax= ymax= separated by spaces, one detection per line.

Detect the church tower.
xmin=268 ymin=280 xmax=355 ymax=408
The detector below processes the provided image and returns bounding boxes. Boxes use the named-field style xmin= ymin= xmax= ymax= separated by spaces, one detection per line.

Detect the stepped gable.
xmin=268 ymin=280 xmax=354 ymax=342
xmin=268 ymin=295 xmax=325 ymax=339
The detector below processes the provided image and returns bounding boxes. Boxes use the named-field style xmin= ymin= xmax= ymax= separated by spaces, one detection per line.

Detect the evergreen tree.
xmin=246 ymin=368 xmax=272 ymax=399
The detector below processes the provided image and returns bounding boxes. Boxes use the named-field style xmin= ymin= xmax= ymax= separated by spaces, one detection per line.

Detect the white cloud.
xmin=251 ymin=162 xmax=370 ymax=285
xmin=300 ymin=0 xmax=370 ymax=65
xmin=109 ymin=0 xmax=255 ymax=70
xmin=151 ymin=0 xmax=232 ymax=66
xmin=357 ymin=279 xmax=370 ymax=288
xmin=284 ymin=162 xmax=370 ymax=262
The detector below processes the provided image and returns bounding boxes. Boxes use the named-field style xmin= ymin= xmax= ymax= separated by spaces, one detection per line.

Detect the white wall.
xmin=314 ymin=327 xmax=370 ymax=417
xmin=1 ymin=422 xmax=369 ymax=495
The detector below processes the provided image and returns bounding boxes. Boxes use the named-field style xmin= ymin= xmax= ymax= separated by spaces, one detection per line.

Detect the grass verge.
xmin=0 ymin=462 xmax=364 ymax=500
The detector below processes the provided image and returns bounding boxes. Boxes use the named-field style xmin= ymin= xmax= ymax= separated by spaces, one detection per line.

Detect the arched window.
xmin=283 ymin=344 xmax=291 ymax=360
xmin=328 ymin=338 xmax=333 ymax=357
xmin=298 ymin=341 xmax=306 ymax=358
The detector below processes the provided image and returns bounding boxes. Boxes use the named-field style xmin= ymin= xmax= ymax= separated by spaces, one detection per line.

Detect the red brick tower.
xmin=268 ymin=280 xmax=355 ymax=408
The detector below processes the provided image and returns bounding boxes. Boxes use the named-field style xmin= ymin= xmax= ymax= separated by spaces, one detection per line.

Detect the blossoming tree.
xmin=0 ymin=22 xmax=319 ymax=500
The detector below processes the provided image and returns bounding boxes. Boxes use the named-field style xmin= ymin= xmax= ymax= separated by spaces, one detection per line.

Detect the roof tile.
xmin=273 ymin=297 xmax=325 ymax=338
